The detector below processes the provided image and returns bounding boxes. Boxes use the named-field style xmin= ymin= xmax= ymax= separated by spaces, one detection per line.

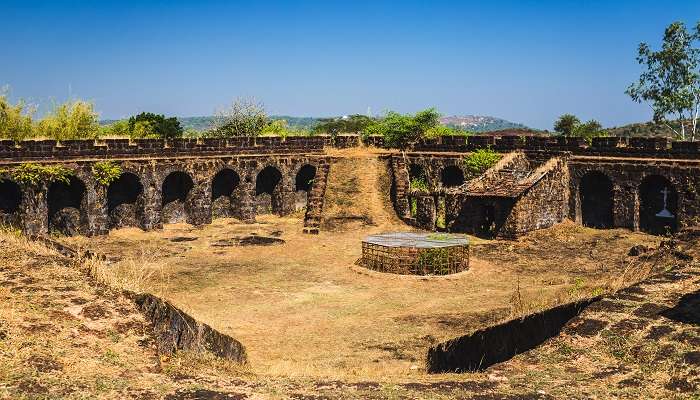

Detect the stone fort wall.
xmin=1 ymin=134 xmax=699 ymax=238
xmin=0 ymin=139 xmax=329 ymax=236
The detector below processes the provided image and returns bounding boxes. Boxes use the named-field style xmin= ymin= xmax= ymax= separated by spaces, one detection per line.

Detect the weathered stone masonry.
xmin=0 ymin=137 xmax=330 ymax=236
xmin=3 ymin=134 xmax=700 ymax=238
xmin=383 ymin=134 xmax=700 ymax=237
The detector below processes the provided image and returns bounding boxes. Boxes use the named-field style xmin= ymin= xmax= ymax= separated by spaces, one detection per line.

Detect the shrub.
xmin=92 ymin=161 xmax=123 ymax=186
xmin=0 ymin=89 xmax=35 ymax=141
xmin=36 ymin=100 xmax=101 ymax=140
xmin=212 ymin=97 xmax=268 ymax=137
xmin=410 ymin=177 xmax=429 ymax=192
xmin=128 ymin=112 xmax=183 ymax=139
xmin=424 ymin=125 xmax=471 ymax=138
xmin=464 ymin=148 xmax=501 ymax=175
xmin=0 ymin=163 xmax=73 ymax=186
xmin=314 ymin=115 xmax=376 ymax=136
xmin=365 ymin=108 xmax=441 ymax=149
xmin=100 ymin=119 xmax=130 ymax=137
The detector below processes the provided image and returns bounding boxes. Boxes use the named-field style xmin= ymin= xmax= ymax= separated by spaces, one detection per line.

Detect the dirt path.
xmin=322 ymin=154 xmax=404 ymax=230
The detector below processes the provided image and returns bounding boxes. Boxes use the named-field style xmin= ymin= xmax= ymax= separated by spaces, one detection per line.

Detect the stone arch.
xmin=639 ymin=175 xmax=678 ymax=235
xmin=579 ymin=171 xmax=614 ymax=229
xmin=211 ymin=168 xmax=241 ymax=218
xmin=0 ymin=179 xmax=22 ymax=227
xmin=255 ymin=166 xmax=283 ymax=215
xmin=295 ymin=164 xmax=316 ymax=192
xmin=107 ymin=172 xmax=144 ymax=229
xmin=161 ymin=171 xmax=194 ymax=224
xmin=441 ymin=165 xmax=464 ymax=188
xmin=48 ymin=175 xmax=86 ymax=236
xmin=294 ymin=164 xmax=316 ymax=211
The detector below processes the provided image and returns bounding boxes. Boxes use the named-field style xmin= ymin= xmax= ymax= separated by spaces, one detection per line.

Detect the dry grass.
xmin=80 ymin=249 xmax=172 ymax=297
xmin=59 ymin=215 xmax=665 ymax=382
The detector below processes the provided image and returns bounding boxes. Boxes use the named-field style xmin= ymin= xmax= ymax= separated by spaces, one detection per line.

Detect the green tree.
xmin=626 ymin=21 xmax=700 ymax=141
xmin=367 ymin=108 xmax=441 ymax=149
xmin=212 ymin=97 xmax=268 ymax=137
xmin=554 ymin=114 xmax=581 ymax=136
xmin=0 ymin=88 xmax=35 ymax=141
xmin=127 ymin=112 xmax=183 ymax=139
xmin=313 ymin=114 xmax=376 ymax=136
xmin=100 ymin=119 xmax=130 ymax=137
xmin=573 ymin=119 xmax=607 ymax=141
xmin=36 ymin=100 xmax=101 ymax=140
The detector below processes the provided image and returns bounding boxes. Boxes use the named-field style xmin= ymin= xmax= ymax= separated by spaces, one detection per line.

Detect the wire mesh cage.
xmin=358 ymin=232 xmax=469 ymax=276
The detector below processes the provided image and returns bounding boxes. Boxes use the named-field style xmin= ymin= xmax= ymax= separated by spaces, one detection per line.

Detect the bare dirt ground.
xmin=55 ymin=152 xmax=668 ymax=383
xmin=59 ymin=216 xmax=663 ymax=382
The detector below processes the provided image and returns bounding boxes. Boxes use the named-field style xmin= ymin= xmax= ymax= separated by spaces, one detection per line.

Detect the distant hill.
xmin=101 ymin=116 xmax=321 ymax=131
xmin=605 ymin=121 xmax=682 ymax=139
xmin=102 ymin=114 xmax=531 ymax=133
xmin=440 ymin=115 xmax=530 ymax=132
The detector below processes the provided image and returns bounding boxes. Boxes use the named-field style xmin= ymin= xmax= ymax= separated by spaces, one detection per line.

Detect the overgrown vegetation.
xmin=364 ymin=108 xmax=441 ymax=149
xmin=553 ymin=114 xmax=608 ymax=142
xmin=0 ymin=87 xmax=35 ymax=141
xmin=212 ymin=97 xmax=269 ymax=137
xmin=0 ymin=163 xmax=73 ymax=186
xmin=314 ymin=114 xmax=376 ymax=136
xmin=92 ymin=161 xmax=123 ymax=186
xmin=36 ymin=100 xmax=101 ymax=140
xmin=127 ymin=112 xmax=183 ymax=139
xmin=464 ymin=148 xmax=501 ymax=175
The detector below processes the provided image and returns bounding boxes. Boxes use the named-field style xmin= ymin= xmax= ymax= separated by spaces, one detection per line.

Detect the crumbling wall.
xmin=502 ymin=157 xmax=570 ymax=237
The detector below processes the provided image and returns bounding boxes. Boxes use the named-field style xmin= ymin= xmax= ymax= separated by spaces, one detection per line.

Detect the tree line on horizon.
xmin=1 ymin=20 xmax=699 ymax=144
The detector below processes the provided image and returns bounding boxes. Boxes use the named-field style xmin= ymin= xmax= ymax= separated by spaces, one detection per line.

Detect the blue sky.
xmin=1 ymin=0 xmax=699 ymax=129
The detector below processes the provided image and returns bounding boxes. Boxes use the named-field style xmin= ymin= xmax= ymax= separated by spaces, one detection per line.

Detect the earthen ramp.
xmin=321 ymin=154 xmax=403 ymax=230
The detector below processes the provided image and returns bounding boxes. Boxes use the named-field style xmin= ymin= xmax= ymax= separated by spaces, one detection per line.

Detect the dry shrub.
xmin=79 ymin=251 xmax=171 ymax=297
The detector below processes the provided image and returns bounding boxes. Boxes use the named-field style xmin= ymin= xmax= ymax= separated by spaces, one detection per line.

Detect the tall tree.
xmin=554 ymin=114 xmax=580 ymax=136
xmin=626 ymin=21 xmax=700 ymax=141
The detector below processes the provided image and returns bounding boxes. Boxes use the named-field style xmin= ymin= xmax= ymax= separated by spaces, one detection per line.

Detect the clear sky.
xmin=2 ymin=0 xmax=699 ymax=130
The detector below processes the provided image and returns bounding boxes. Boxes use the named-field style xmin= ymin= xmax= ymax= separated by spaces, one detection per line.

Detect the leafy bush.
xmin=424 ymin=125 xmax=472 ymax=138
xmin=212 ymin=97 xmax=268 ymax=137
xmin=314 ymin=115 xmax=376 ymax=136
xmin=128 ymin=112 xmax=183 ymax=139
xmin=364 ymin=108 xmax=441 ymax=149
xmin=36 ymin=100 xmax=101 ymax=140
xmin=100 ymin=119 xmax=130 ymax=137
xmin=92 ymin=161 xmax=123 ymax=186
xmin=0 ymin=163 xmax=73 ymax=186
xmin=410 ymin=177 xmax=429 ymax=192
xmin=464 ymin=148 xmax=502 ymax=175
xmin=0 ymin=89 xmax=35 ymax=141
xmin=554 ymin=113 xmax=607 ymax=143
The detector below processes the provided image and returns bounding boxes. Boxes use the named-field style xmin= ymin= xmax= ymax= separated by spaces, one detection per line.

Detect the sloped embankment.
xmin=33 ymin=235 xmax=247 ymax=364
xmin=428 ymin=232 xmax=700 ymax=397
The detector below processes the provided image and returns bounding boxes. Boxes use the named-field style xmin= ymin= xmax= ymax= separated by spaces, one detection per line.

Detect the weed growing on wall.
xmin=410 ymin=177 xmax=428 ymax=192
xmin=0 ymin=163 xmax=73 ymax=186
xmin=92 ymin=161 xmax=123 ymax=186
xmin=464 ymin=148 xmax=502 ymax=175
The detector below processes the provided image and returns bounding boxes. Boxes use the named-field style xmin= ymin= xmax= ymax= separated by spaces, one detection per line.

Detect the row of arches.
xmin=408 ymin=164 xmax=465 ymax=189
xmin=579 ymin=172 xmax=678 ymax=235
xmin=0 ymin=164 xmax=317 ymax=235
